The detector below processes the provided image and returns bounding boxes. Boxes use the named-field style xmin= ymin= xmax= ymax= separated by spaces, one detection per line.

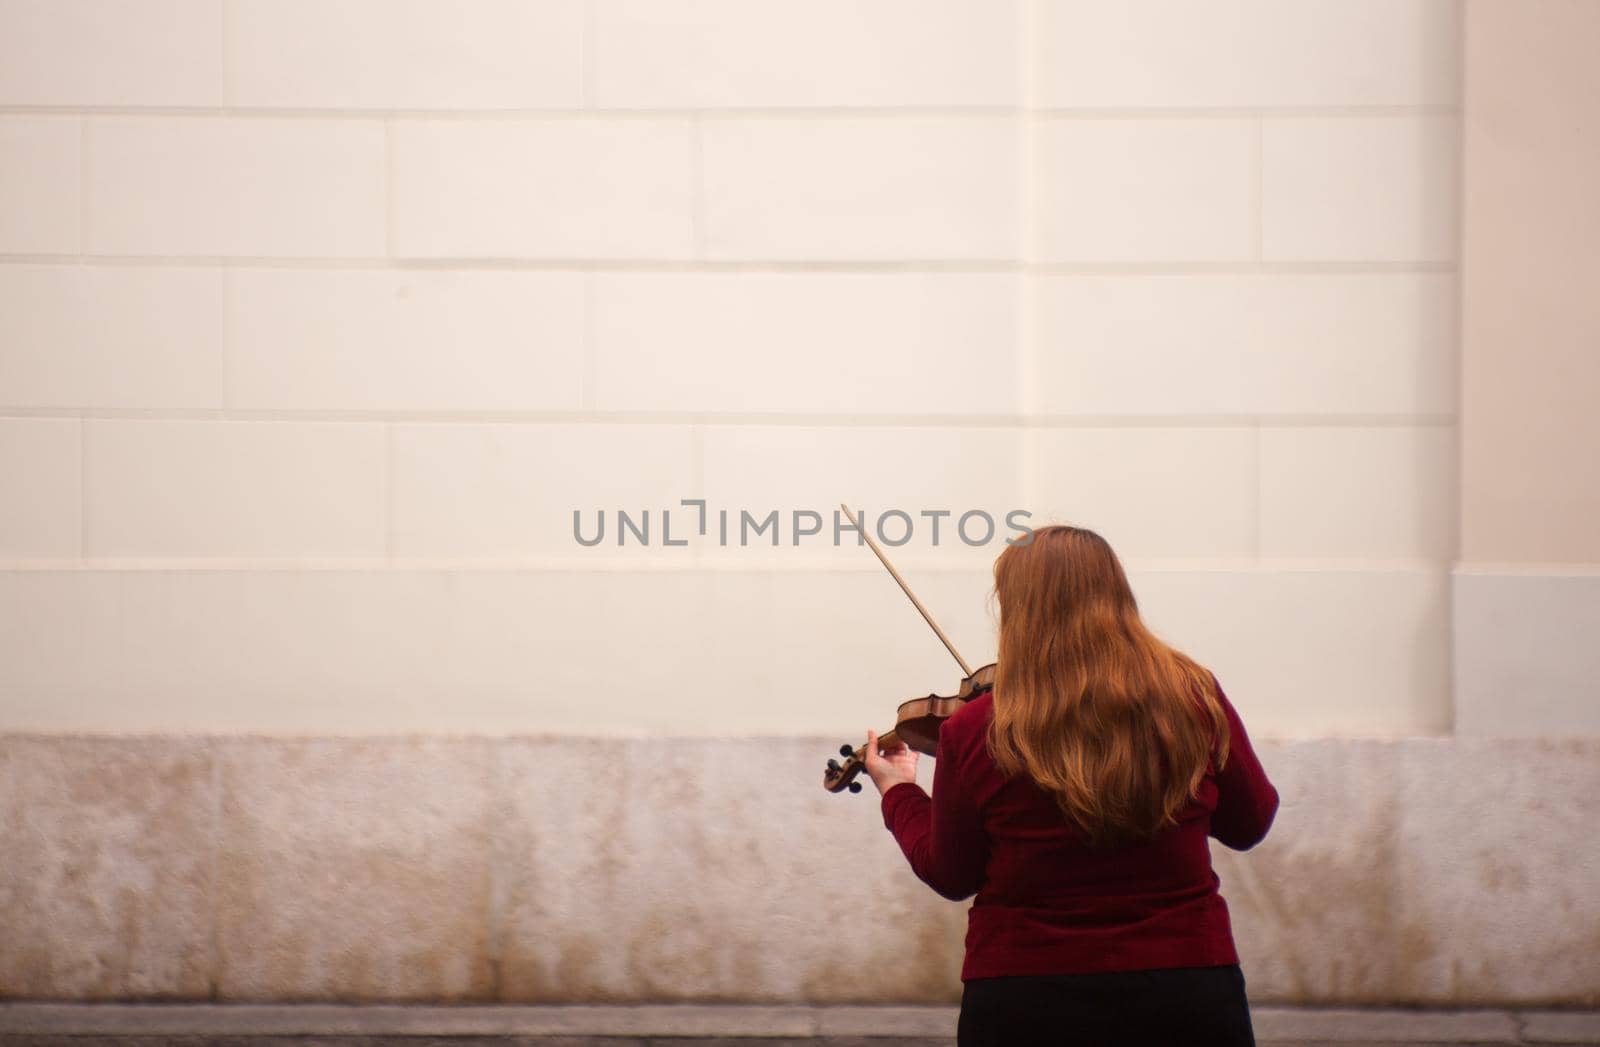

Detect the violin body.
xmin=822 ymin=662 xmax=995 ymax=794
xmin=892 ymin=662 xmax=995 ymax=755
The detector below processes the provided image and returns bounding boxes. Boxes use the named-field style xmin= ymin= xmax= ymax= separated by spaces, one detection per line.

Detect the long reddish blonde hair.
xmin=987 ymin=525 xmax=1229 ymax=848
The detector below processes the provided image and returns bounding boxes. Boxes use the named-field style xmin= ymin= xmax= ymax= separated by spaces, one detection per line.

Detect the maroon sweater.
xmin=880 ymin=680 xmax=1279 ymax=980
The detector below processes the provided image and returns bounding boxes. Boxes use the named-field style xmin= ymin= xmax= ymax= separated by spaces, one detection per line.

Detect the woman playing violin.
xmin=862 ymin=525 xmax=1279 ymax=1047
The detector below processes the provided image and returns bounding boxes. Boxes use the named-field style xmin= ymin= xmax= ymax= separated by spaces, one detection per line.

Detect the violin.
xmin=823 ymin=662 xmax=995 ymax=794
xmin=822 ymin=504 xmax=992 ymax=795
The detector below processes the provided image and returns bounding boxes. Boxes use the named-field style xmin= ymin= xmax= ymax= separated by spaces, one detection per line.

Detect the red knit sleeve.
xmin=1209 ymin=679 xmax=1279 ymax=851
xmin=878 ymin=711 xmax=989 ymax=901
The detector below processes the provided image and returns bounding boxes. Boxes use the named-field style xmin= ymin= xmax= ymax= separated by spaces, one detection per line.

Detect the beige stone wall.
xmin=1460 ymin=0 xmax=1600 ymax=565
xmin=0 ymin=0 xmax=1463 ymax=739
xmin=2 ymin=0 xmax=1597 ymax=1007
xmin=1453 ymin=0 xmax=1600 ymax=736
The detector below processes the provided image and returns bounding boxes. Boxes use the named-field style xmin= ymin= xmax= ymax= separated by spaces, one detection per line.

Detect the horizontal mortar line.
xmin=0 ymin=735 xmax=1502 ymax=748
xmin=0 ymin=255 xmax=1459 ymax=275
xmin=1019 ymin=412 xmax=1459 ymax=427
xmin=0 ymin=255 xmax=1020 ymax=273
xmin=0 ymin=104 xmax=1460 ymax=120
xmin=1453 ymin=561 xmax=1600 ymax=578
xmin=0 ymin=726 xmax=1484 ymax=742
xmin=1038 ymin=105 xmax=1460 ymax=119
xmin=0 ymin=408 xmax=1460 ymax=428
xmin=0 ymin=556 xmax=1458 ymax=574
xmin=1030 ymin=261 xmax=1458 ymax=275
xmin=3 ymin=105 xmax=1019 ymax=120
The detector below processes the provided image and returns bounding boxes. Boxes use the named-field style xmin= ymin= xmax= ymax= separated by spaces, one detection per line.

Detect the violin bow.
xmin=840 ymin=503 xmax=974 ymax=677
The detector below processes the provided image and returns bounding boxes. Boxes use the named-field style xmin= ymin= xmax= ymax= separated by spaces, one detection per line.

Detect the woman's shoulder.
xmin=941 ymin=690 xmax=995 ymax=743
xmin=931 ymin=691 xmax=992 ymax=766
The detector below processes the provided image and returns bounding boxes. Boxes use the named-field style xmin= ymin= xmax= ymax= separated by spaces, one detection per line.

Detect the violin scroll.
xmin=821 ymin=663 xmax=997 ymax=796
xmin=823 ymin=745 xmax=868 ymax=794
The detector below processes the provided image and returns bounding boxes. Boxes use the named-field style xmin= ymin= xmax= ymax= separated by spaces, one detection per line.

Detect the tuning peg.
xmin=827 ymin=758 xmax=841 ymax=772
xmin=839 ymin=744 xmax=856 ymax=758
xmin=847 ymin=781 xmax=863 ymax=794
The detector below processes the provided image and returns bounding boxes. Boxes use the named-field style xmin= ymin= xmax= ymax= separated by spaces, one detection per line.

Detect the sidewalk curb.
xmin=0 ymin=1004 xmax=1596 ymax=1043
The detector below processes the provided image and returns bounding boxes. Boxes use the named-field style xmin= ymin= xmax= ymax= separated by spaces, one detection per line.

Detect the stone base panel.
xmin=1 ymin=735 xmax=1596 ymax=1006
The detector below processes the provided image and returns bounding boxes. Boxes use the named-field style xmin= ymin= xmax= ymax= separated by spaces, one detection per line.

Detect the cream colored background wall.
xmin=1452 ymin=0 xmax=1600 ymax=737
xmin=1460 ymin=0 xmax=1600 ymax=566
xmin=0 ymin=0 xmax=1464 ymax=739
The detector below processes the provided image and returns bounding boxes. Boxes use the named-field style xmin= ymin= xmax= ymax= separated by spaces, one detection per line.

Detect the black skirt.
xmin=957 ymin=963 xmax=1256 ymax=1047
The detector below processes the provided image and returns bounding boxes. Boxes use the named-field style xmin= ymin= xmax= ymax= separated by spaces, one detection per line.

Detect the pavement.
xmin=1 ymin=1004 xmax=1598 ymax=1046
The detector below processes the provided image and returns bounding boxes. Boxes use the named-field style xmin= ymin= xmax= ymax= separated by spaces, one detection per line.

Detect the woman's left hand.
xmin=863 ymin=729 xmax=919 ymax=795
